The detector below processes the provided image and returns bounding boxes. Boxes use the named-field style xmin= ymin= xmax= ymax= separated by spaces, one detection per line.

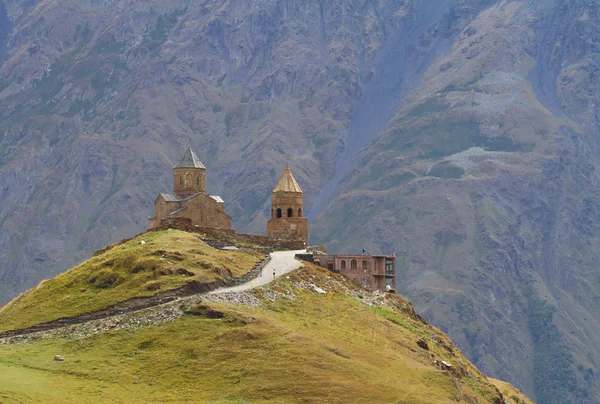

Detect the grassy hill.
xmin=0 ymin=232 xmax=531 ymax=403
xmin=0 ymin=230 xmax=262 ymax=334
xmin=0 ymin=1 xmax=599 ymax=400
xmin=1 ymin=1 xmax=600 ymax=400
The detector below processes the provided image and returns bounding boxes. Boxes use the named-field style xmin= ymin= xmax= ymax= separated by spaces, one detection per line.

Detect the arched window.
xmin=341 ymin=260 xmax=346 ymax=270
xmin=298 ymin=208 xmax=302 ymax=217
xmin=351 ymin=259 xmax=358 ymax=269
xmin=180 ymin=176 xmax=183 ymax=186
xmin=287 ymin=208 xmax=293 ymax=217
xmin=197 ymin=176 xmax=200 ymax=186
xmin=362 ymin=260 xmax=368 ymax=270
xmin=276 ymin=208 xmax=282 ymax=218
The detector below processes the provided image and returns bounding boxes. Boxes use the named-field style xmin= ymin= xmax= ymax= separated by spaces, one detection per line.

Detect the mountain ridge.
xmin=0 ymin=0 xmax=599 ymax=402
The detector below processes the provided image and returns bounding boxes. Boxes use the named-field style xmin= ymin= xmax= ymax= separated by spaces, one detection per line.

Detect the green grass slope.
xmin=0 ymin=230 xmax=262 ymax=334
xmin=0 ymin=263 xmax=531 ymax=403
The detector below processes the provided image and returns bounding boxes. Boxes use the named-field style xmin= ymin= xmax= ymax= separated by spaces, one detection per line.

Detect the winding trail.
xmin=210 ymin=250 xmax=305 ymax=294
xmin=0 ymin=249 xmax=306 ymax=341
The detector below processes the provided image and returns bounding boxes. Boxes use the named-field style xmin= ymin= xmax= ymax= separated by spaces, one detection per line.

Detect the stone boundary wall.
xmin=201 ymin=239 xmax=272 ymax=255
xmin=307 ymin=245 xmax=328 ymax=255
xmin=155 ymin=218 xmax=305 ymax=250
xmin=93 ymin=218 xmax=304 ymax=258
xmin=229 ymin=255 xmax=271 ymax=286
xmin=295 ymin=254 xmax=315 ymax=263
xmin=0 ymin=254 xmax=271 ymax=339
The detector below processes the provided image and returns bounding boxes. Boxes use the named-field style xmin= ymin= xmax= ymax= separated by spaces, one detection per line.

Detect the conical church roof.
xmin=174 ymin=147 xmax=205 ymax=169
xmin=273 ymin=166 xmax=303 ymax=193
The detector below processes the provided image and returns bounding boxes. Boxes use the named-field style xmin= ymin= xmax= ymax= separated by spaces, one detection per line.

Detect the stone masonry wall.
xmin=270 ymin=192 xmax=303 ymax=219
xmin=172 ymin=193 xmax=231 ymax=230
xmin=157 ymin=217 xmax=305 ymax=250
xmin=173 ymin=167 xmax=205 ymax=194
xmin=267 ymin=217 xmax=308 ymax=245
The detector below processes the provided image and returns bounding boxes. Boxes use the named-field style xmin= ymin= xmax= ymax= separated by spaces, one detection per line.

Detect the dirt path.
xmin=0 ymin=249 xmax=306 ymax=340
xmin=210 ymin=249 xmax=305 ymax=294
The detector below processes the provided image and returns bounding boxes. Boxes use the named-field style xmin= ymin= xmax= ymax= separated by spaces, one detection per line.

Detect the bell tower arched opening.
xmin=266 ymin=165 xmax=308 ymax=245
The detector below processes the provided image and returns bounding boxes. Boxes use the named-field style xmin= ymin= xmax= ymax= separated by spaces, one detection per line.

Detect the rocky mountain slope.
xmin=0 ymin=231 xmax=531 ymax=403
xmin=0 ymin=0 xmax=598 ymax=402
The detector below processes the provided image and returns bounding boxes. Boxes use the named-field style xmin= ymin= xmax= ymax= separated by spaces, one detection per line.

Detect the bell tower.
xmin=173 ymin=147 xmax=206 ymax=194
xmin=267 ymin=165 xmax=308 ymax=245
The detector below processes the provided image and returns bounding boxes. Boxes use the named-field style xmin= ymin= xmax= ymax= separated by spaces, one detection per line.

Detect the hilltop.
xmin=0 ymin=230 xmax=531 ymax=403
xmin=0 ymin=230 xmax=263 ymax=335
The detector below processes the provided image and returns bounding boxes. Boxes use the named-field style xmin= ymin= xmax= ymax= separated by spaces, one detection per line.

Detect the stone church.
xmin=148 ymin=147 xmax=231 ymax=230
xmin=267 ymin=166 xmax=308 ymax=245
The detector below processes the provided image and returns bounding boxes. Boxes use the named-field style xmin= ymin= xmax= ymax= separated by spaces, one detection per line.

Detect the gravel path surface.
xmin=209 ymin=249 xmax=305 ymax=294
xmin=0 ymin=249 xmax=306 ymax=345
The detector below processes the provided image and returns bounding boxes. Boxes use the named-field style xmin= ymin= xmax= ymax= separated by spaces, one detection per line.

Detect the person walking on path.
xmin=208 ymin=249 xmax=305 ymax=295
xmin=259 ymin=268 xmax=263 ymax=277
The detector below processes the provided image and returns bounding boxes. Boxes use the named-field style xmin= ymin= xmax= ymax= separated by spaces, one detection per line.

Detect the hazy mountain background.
xmin=0 ymin=0 xmax=599 ymax=402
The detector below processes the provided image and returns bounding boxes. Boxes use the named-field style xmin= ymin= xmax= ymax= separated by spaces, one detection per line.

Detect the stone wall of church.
xmin=267 ymin=217 xmax=308 ymax=245
xmin=270 ymin=192 xmax=304 ymax=219
xmin=173 ymin=194 xmax=231 ymax=230
xmin=173 ymin=167 xmax=205 ymax=194
xmin=153 ymin=197 xmax=179 ymax=227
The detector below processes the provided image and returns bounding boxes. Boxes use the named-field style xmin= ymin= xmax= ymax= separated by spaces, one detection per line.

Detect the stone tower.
xmin=173 ymin=147 xmax=206 ymax=194
xmin=267 ymin=166 xmax=308 ymax=245
xmin=148 ymin=147 xmax=231 ymax=230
